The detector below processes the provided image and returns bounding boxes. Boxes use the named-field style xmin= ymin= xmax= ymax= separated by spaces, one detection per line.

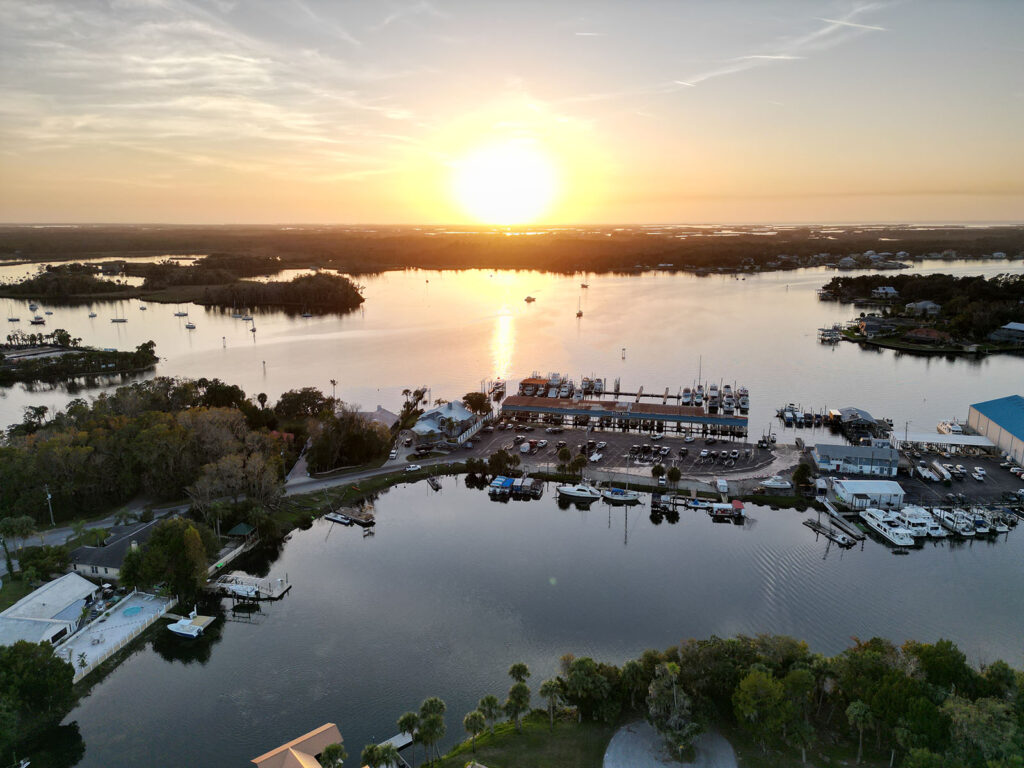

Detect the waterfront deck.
xmin=207 ymin=573 xmax=292 ymax=600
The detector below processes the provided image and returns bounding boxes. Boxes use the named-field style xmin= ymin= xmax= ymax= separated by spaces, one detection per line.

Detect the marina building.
xmin=967 ymin=395 xmax=1024 ymax=465
xmin=0 ymin=572 xmax=100 ymax=646
xmin=831 ymin=479 xmax=906 ymax=510
xmin=811 ymin=443 xmax=899 ymax=477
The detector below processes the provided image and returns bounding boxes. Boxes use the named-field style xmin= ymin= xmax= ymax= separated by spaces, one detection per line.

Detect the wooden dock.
xmin=207 ymin=573 xmax=292 ymax=600
xmin=822 ymin=501 xmax=866 ymax=541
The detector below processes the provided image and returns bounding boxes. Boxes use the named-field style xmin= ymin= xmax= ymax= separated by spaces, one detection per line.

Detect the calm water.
xmin=2 ymin=260 xmax=1023 ymax=434
xmin=64 ymin=480 xmax=1024 ymax=767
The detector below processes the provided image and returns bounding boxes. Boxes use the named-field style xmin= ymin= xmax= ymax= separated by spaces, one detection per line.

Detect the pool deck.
xmin=57 ymin=591 xmax=173 ymax=681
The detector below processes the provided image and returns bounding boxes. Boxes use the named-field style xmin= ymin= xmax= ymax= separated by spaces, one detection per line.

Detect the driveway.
xmin=603 ymin=722 xmax=737 ymax=768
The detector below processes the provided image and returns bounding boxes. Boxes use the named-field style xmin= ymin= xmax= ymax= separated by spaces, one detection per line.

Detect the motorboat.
xmin=602 ymin=487 xmax=641 ymax=504
xmin=111 ymin=317 xmax=127 ymax=323
xmin=971 ymin=509 xmax=991 ymax=535
xmin=931 ymin=507 xmax=975 ymax=537
xmin=325 ymin=511 xmax=353 ymax=526
xmin=224 ymin=583 xmax=259 ymax=599
xmin=28 ymin=302 xmax=38 ymax=311
xmin=30 ymin=316 xmax=45 ymax=325
xmin=682 ymin=387 xmax=692 ymax=405
xmin=859 ymin=508 xmax=915 ymax=547
xmin=6 ymin=316 xmax=18 ymax=322
xmin=44 ymin=310 xmax=53 ymax=315
xmin=896 ymin=505 xmax=938 ymax=538
xmin=761 ymin=475 xmax=793 ymax=490
xmin=524 ymin=296 xmax=536 ymax=303
xmin=687 ymin=498 xmax=713 ymax=510
xmin=185 ymin=322 xmax=196 ymax=330
xmin=88 ymin=311 xmax=97 ymax=318
xmin=166 ymin=608 xmax=213 ymax=638
xmin=139 ymin=305 xmax=147 ymax=311
xmin=301 ymin=311 xmax=313 ymax=318
xmin=556 ymin=483 xmax=601 ymax=501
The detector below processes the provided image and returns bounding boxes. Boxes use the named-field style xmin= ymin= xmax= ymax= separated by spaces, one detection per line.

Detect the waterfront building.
xmin=905 ymin=300 xmax=941 ymax=316
xmin=412 ymin=400 xmax=477 ymax=441
xmin=812 ymin=443 xmax=899 ymax=477
xmin=251 ymin=723 xmax=343 ymax=768
xmin=0 ymin=572 xmax=100 ymax=646
xmin=831 ymin=479 xmax=905 ymax=509
xmin=871 ymin=286 xmax=899 ymax=299
xmin=988 ymin=322 xmax=1024 ymax=344
xmin=903 ymin=327 xmax=952 ymax=344
xmin=967 ymin=395 xmax=1024 ymax=465
xmin=358 ymin=405 xmax=400 ymax=429
xmin=70 ymin=519 xmax=160 ymax=582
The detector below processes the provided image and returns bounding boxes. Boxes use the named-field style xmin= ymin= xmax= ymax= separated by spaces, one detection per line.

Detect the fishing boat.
xmin=859 ymin=508 xmax=915 ymax=547
xmin=166 ymin=608 xmax=214 ymax=638
xmin=761 ymin=475 xmax=793 ymax=490
xmin=556 ymin=483 xmax=601 ymax=501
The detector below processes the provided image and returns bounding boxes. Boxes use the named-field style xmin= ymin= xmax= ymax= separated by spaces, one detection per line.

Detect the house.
xmin=858 ymin=318 xmax=896 ymax=338
xmin=412 ymin=401 xmax=476 ymax=440
xmin=903 ymin=328 xmax=952 ymax=344
xmin=988 ymin=322 xmax=1024 ymax=343
xmin=837 ymin=256 xmax=858 ymax=269
xmin=251 ymin=723 xmax=343 ymax=768
xmin=871 ymin=286 xmax=899 ymax=299
xmin=967 ymin=395 xmax=1024 ymax=465
xmin=905 ymin=300 xmax=941 ymax=316
xmin=831 ymin=479 xmax=905 ymax=509
xmin=812 ymin=443 xmax=899 ymax=477
xmin=358 ymin=405 xmax=400 ymax=430
xmin=0 ymin=572 xmax=100 ymax=646
xmin=70 ymin=519 xmax=160 ymax=582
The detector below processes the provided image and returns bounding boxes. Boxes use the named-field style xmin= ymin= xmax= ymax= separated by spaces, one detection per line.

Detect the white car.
xmin=596 ymin=441 xmax=607 ymax=450
xmin=389 ymin=450 xmax=398 ymax=459
xmin=684 ymin=436 xmax=695 ymax=443
xmin=699 ymin=449 xmax=709 ymax=458
xmin=651 ymin=433 xmax=665 ymax=440
xmin=971 ymin=472 xmax=984 ymax=482
xmin=405 ymin=464 xmax=422 ymax=473
xmin=537 ymin=439 xmax=548 ymax=448
xmin=974 ymin=467 xmax=986 ymax=477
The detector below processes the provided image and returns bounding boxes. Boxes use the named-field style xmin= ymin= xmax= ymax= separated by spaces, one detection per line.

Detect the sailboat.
xmin=576 ymin=297 xmax=583 ymax=318
xmin=111 ymin=304 xmax=127 ymax=323
xmin=173 ymin=304 xmax=188 ymax=317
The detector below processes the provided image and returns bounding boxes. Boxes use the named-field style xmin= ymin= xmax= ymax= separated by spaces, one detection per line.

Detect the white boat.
xmin=28 ymin=302 xmax=38 ymax=311
xmin=166 ymin=608 xmax=213 ymax=638
xmin=601 ymin=487 xmax=641 ymax=504
xmin=970 ymin=508 xmax=992 ymax=535
xmin=325 ymin=511 xmax=352 ymax=526
xmin=859 ymin=508 xmax=915 ymax=547
xmin=184 ymin=322 xmax=196 ymax=330
xmin=931 ymin=507 xmax=975 ymax=537
xmin=224 ymin=583 xmax=259 ymax=598
xmin=556 ymin=483 xmax=601 ymax=501
xmin=896 ymin=505 xmax=940 ymax=538
xmin=687 ymin=498 xmax=713 ymax=510
xmin=761 ymin=475 xmax=793 ymax=490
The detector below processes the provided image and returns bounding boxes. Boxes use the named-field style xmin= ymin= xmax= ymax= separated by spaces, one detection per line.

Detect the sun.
xmin=452 ymin=140 xmax=558 ymax=225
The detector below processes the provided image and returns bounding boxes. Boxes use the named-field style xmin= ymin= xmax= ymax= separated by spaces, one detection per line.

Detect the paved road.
xmin=603 ymin=722 xmax=737 ymax=768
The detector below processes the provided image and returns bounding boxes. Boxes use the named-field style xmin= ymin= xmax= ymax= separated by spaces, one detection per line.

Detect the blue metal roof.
xmin=970 ymin=395 xmax=1024 ymax=440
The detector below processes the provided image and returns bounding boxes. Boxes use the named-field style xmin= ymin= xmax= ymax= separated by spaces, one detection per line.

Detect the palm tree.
xmin=463 ymin=710 xmax=486 ymax=752
xmin=360 ymin=744 xmax=381 ymax=768
xmin=396 ymin=711 xmax=420 ymax=763
xmin=478 ymin=694 xmax=502 ymax=735
xmin=418 ymin=713 xmax=445 ymax=763
xmin=846 ymin=700 xmax=874 ymax=765
xmin=539 ymin=678 xmax=563 ymax=730
xmin=330 ymin=378 xmax=338 ymax=400
xmin=320 ymin=742 xmax=347 ymax=767
xmin=504 ymin=682 xmax=531 ymax=733
xmin=375 ymin=744 xmax=400 ymax=767
xmin=257 ymin=392 xmax=268 ymax=409
xmin=508 ymin=662 xmax=531 ymax=683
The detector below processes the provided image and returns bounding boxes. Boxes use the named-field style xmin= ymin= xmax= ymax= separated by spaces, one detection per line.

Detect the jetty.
xmin=803 ymin=518 xmax=855 ymax=547
xmin=207 ymin=573 xmax=292 ymax=601
xmin=822 ymin=500 xmax=866 ymax=541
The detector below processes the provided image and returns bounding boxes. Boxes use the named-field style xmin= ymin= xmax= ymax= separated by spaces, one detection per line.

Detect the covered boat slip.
xmin=500 ymin=395 xmax=748 ymax=437
xmin=894 ymin=431 xmax=996 ymax=452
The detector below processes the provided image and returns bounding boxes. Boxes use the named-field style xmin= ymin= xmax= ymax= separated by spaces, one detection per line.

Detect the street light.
xmin=44 ymin=484 xmax=55 ymax=527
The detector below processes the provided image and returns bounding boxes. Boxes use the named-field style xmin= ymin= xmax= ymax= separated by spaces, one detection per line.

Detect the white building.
xmin=831 ymin=479 xmax=905 ymax=509
xmin=0 ymin=572 xmax=100 ymax=646
xmin=411 ymin=401 xmax=477 ymax=440
xmin=812 ymin=443 xmax=899 ymax=477
xmin=905 ymin=300 xmax=941 ymax=316
xmin=967 ymin=395 xmax=1024 ymax=465
xmin=871 ymin=286 xmax=899 ymax=299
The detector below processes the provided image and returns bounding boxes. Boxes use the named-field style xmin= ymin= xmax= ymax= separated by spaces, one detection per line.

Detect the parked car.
xmin=555 ymin=440 xmax=567 ymax=449
xmin=404 ymin=438 xmax=413 ymax=446
xmin=405 ymin=464 xmax=422 ymax=472
xmin=658 ymin=476 xmax=667 ymax=486
xmin=974 ymin=466 xmax=986 ymax=477
xmin=651 ymin=433 xmax=664 ymax=440
xmin=513 ymin=435 xmax=526 ymax=444
xmin=684 ymin=435 xmax=695 ymax=443
xmin=699 ymin=449 xmax=709 ymax=458
xmin=678 ymin=447 xmax=689 ymax=456
xmin=537 ymin=439 xmax=548 ymax=448
xmin=596 ymin=441 xmax=607 ymax=450
xmin=482 ymin=425 xmax=494 ymax=433
xmin=729 ymin=449 xmax=740 ymax=459
xmin=389 ymin=450 xmax=398 ymax=459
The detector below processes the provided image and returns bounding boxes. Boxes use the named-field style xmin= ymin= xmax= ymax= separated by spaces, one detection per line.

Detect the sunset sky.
xmin=1 ymin=0 xmax=1022 ymax=225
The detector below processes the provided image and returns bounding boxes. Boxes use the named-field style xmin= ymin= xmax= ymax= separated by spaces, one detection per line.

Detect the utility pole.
xmin=44 ymin=484 xmax=55 ymax=527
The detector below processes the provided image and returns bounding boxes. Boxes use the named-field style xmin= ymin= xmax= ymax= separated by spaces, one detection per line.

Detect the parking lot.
xmin=897 ymin=451 xmax=1024 ymax=506
xmin=462 ymin=421 xmax=778 ymax=477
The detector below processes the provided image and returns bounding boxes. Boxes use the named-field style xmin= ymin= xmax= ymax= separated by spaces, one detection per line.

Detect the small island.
xmin=0 ymin=331 xmax=158 ymax=387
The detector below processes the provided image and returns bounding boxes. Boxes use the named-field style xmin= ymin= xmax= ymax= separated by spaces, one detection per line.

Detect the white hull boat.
xmin=556 ymin=483 xmax=601 ymax=501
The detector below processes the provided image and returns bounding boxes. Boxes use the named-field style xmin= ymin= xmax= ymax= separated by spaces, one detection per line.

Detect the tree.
xmin=539 ymin=678 xmax=563 ymax=730
xmin=563 ymin=656 xmax=612 ymax=722
xmin=733 ymin=669 xmax=788 ymax=754
xmin=568 ymin=454 xmax=588 ymax=477
xmin=651 ymin=464 xmax=665 ymax=479
xmin=0 ymin=641 xmax=75 ymax=719
xmin=647 ymin=662 xmax=702 ymax=755
xmin=463 ymin=710 xmax=486 ymax=752
xmin=478 ymin=694 xmax=502 ymax=735
xmin=256 ymin=392 xmax=268 ymax=409
xmin=847 ymin=700 xmax=874 ymax=765
xmin=418 ymin=697 xmax=446 ymax=763
xmin=508 ymin=662 xmax=531 ymax=683
xmin=667 ymin=466 xmax=681 ymax=485
xmin=504 ymin=681 xmax=531 ymax=733
xmin=396 ymin=711 xmax=420 ymax=757
xmin=942 ymin=694 xmax=1018 ymax=763
xmin=620 ymin=659 xmax=645 ymax=709
xmin=462 ymin=391 xmax=491 ymax=416
xmin=319 ymin=742 xmax=347 ymax=767
xmin=792 ymin=463 xmax=812 ymax=487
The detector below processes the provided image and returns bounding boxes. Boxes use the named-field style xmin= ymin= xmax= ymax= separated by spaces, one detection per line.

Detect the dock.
xmin=803 ymin=518 xmax=855 ymax=547
xmin=822 ymin=500 xmax=866 ymax=541
xmin=207 ymin=573 xmax=292 ymax=600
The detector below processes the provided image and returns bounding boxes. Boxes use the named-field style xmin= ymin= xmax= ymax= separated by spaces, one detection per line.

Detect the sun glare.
xmin=452 ymin=141 xmax=558 ymax=225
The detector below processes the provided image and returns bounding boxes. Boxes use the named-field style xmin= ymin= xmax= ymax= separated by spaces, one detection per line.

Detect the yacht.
xmin=739 ymin=395 xmax=749 ymax=413
xmin=761 ymin=476 xmax=793 ymax=490
xmin=859 ymin=508 xmax=915 ymax=547
xmin=970 ymin=509 xmax=991 ymax=535
xmin=556 ymin=483 xmax=601 ymax=501
xmin=896 ymin=505 xmax=943 ymax=538
xmin=601 ymin=487 xmax=641 ymax=505
xmin=682 ymin=387 xmax=692 ymax=406
xmin=931 ymin=507 xmax=975 ymax=537
xmin=722 ymin=398 xmax=735 ymax=415
xmin=722 ymin=384 xmax=733 ymax=399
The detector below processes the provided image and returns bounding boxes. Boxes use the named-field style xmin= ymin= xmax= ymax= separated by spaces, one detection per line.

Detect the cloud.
xmin=816 ymin=17 xmax=888 ymax=32
xmin=574 ymin=32 xmax=606 ymax=37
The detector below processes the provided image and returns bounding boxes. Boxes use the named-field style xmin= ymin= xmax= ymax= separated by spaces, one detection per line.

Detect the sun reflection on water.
xmin=491 ymin=309 xmax=514 ymax=381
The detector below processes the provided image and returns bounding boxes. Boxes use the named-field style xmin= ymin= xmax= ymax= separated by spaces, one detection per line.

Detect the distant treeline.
xmin=199 ymin=272 xmax=364 ymax=313
xmin=0 ymin=263 xmax=131 ymax=299
xmin=129 ymin=252 xmax=284 ymax=288
xmin=824 ymin=273 xmax=1024 ymax=338
xmin=1 ymin=225 xmax=1021 ymax=275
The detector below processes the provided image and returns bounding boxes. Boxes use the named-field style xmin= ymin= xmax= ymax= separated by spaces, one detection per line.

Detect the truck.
xmin=715 ymin=478 xmax=729 ymax=494
xmin=930 ymin=459 xmax=951 ymax=482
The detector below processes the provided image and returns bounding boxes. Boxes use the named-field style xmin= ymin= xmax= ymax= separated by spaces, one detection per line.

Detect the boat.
xmin=185 ymin=322 xmax=196 ymax=330
xmin=173 ymin=308 xmax=188 ymax=317
xmin=166 ymin=608 xmax=214 ymax=638
xmin=139 ymin=305 xmax=147 ymax=311
xmin=489 ymin=476 xmax=515 ymax=498
xmin=709 ymin=500 xmax=745 ymax=521
xmin=224 ymin=583 xmax=259 ymax=598
xmin=580 ymin=283 xmax=588 ymax=288
xmin=44 ymin=310 xmax=53 ymax=315
xmin=555 ymin=483 xmax=601 ymax=501
xmin=761 ymin=475 xmax=793 ymax=490
xmin=28 ymin=302 xmax=37 ymax=311
xmin=576 ymin=297 xmax=583 ymax=318
xmin=601 ymin=487 xmax=641 ymax=504
xmin=970 ymin=508 xmax=992 ymax=535
xmin=301 ymin=311 xmax=313 ymax=318
xmin=896 ymin=505 xmax=943 ymax=538
xmin=859 ymin=508 xmax=915 ymax=547
xmin=682 ymin=387 xmax=692 ymax=406
xmin=686 ymin=498 xmax=713 ymax=510
xmin=6 ymin=317 xmax=18 ymax=322
xmin=88 ymin=311 xmax=97 ymax=318
xmin=241 ymin=314 xmax=253 ymax=321
xmin=29 ymin=316 xmax=45 ymax=325
xmin=111 ymin=318 xmax=127 ymax=323
xmin=524 ymin=296 xmax=536 ymax=303
xmin=250 ymin=326 xmax=257 ymax=333
xmin=931 ymin=507 xmax=975 ymax=537
xmin=325 ymin=511 xmax=353 ymax=526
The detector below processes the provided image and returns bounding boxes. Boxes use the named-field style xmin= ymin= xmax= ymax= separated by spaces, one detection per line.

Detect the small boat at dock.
xmin=325 ymin=511 xmax=353 ymax=526
xmin=859 ymin=508 xmax=915 ymax=547
xmin=556 ymin=483 xmax=601 ymax=501
xmin=601 ymin=487 xmax=641 ymax=505
xmin=167 ymin=608 xmax=215 ymax=638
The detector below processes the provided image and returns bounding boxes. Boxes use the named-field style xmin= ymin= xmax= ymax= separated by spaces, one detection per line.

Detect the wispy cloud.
xmin=575 ymin=32 xmax=606 ymax=37
xmin=816 ymin=17 xmax=888 ymax=32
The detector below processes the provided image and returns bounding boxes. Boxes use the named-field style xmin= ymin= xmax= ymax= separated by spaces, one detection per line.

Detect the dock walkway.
xmin=207 ymin=573 xmax=292 ymax=600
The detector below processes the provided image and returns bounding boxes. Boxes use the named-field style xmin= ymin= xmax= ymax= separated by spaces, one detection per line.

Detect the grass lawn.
xmin=436 ymin=713 xmax=615 ymax=768
xmin=0 ymin=575 xmax=35 ymax=612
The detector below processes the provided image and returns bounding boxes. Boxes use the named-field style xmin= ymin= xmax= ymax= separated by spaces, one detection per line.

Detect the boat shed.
xmin=894 ymin=431 xmax=996 ymax=452
xmin=0 ymin=572 xmax=100 ymax=646
xmin=831 ymin=479 xmax=905 ymax=510
xmin=812 ymin=443 xmax=899 ymax=477
xmin=967 ymin=395 xmax=1024 ymax=464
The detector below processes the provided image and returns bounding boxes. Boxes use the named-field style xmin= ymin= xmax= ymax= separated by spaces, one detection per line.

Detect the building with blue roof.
xmin=967 ymin=395 xmax=1024 ymax=464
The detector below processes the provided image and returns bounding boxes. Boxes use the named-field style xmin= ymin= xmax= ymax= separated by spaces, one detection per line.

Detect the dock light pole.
xmin=44 ymin=484 xmax=54 ymax=527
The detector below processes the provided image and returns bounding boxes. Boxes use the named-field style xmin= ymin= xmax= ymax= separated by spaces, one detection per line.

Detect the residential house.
xmin=905 ymin=300 xmax=941 ymax=316
xmin=870 ymin=286 xmax=899 ymax=299
xmin=70 ymin=519 xmax=160 ymax=582
xmin=412 ymin=401 xmax=476 ymax=441
xmin=988 ymin=322 xmax=1024 ymax=344
xmin=251 ymin=723 xmax=343 ymax=768
xmin=0 ymin=572 xmax=100 ymax=646
xmin=858 ymin=317 xmax=897 ymax=338
xmin=903 ymin=327 xmax=952 ymax=344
